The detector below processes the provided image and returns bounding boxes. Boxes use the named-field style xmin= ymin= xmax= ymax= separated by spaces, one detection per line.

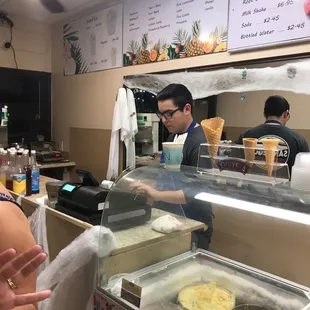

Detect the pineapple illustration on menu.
xmin=127 ymin=40 xmax=140 ymax=65
xmin=137 ymin=33 xmax=151 ymax=64
xmin=213 ymin=27 xmax=228 ymax=53
xmin=173 ymin=29 xmax=191 ymax=57
xmin=149 ymin=39 xmax=161 ymax=62
xmin=151 ymin=39 xmax=169 ymax=62
xmin=187 ymin=20 xmax=204 ymax=57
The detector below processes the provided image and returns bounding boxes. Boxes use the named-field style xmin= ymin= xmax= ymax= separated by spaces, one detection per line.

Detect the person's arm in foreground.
xmin=0 ymin=246 xmax=51 ymax=310
xmin=0 ymin=183 xmax=51 ymax=310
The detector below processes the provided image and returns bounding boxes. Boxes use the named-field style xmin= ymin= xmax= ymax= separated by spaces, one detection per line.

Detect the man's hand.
xmin=131 ymin=183 xmax=186 ymax=205
xmin=0 ymin=246 xmax=51 ymax=310
xmin=131 ymin=183 xmax=160 ymax=201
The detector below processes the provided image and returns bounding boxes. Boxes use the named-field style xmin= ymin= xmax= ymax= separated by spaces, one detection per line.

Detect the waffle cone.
xmin=201 ymin=117 xmax=225 ymax=158
xmin=261 ymin=138 xmax=280 ymax=177
xmin=243 ymin=138 xmax=258 ymax=167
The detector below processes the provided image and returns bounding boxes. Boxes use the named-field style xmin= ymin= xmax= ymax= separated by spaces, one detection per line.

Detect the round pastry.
xmin=178 ymin=282 xmax=235 ymax=310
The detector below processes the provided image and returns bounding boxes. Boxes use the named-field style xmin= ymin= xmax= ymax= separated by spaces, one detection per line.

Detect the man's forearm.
xmin=154 ymin=190 xmax=186 ymax=205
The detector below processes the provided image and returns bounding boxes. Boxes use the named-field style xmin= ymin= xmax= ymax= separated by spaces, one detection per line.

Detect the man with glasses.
xmin=157 ymin=83 xmax=207 ymax=166
xmin=237 ymin=95 xmax=309 ymax=171
xmin=134 ymin=84 xmax=213 ymax=250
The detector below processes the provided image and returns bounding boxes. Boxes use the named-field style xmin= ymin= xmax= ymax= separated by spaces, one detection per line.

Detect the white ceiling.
xmin=0 ymin=0 xmax=115 ymax=23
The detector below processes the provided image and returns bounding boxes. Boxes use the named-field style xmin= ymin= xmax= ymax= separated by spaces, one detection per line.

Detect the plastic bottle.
xmin=23 ymin=150 xmax=32 ymax=196
xmin=0 ymin=150 xmax=8 ymax=186
xmin=22 ymin=150 xmax=29 ymax=169
xmin=13 ymin=153 xmax=26 ymax=196
xmin=0 ymin=148 xmax=4 ymax=167
xmin=18 ymin=148 xmax=24 ymax=155
xmin=31 ymin=150 xmax=40 ymax=194
xmin=6 ymin=150 xmax=16 ymax=191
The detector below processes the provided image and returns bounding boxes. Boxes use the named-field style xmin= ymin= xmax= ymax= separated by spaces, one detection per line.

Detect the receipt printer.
xmin=56 ymin=169 xmax=108 ymax=225
xmin=56 ymin=169 xmax=151 ymax=228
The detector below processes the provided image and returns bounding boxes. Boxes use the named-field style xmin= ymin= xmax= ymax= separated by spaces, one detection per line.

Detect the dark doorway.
xmin=0 ymin=67 xmax=51 ymax=145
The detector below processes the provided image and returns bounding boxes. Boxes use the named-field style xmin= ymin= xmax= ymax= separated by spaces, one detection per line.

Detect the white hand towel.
xmin=151 ymin=215 xmax=183 ymax=234
xmin=124 ymin=89 xmax=138 ymax=169
xmin=107 ymin=88 xmax=130 ymax=180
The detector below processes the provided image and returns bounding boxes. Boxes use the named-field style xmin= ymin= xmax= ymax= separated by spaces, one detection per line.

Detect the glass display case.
xmin=96 ymin=163 xmax=310 ymax=310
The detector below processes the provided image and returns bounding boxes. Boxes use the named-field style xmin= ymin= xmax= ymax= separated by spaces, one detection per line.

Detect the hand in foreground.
xmin=131 ymin=183 xmax=160 ymax=201
xmin=0 ymin=245 xmax=52 ymax=310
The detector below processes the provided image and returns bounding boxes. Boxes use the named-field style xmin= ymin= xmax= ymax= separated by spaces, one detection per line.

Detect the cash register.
xmin=56 ymin=169 xmax=151 ymax=229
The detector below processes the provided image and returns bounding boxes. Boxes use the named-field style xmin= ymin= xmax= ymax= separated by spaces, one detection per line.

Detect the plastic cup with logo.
xmin=162 ymin=142 xmax=184 ymax=170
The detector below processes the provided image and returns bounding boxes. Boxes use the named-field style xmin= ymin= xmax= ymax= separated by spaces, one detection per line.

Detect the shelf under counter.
xmin=38 ymin=161 xmax=76 ymax=169
xmin=38 ymin=161 xmax=76 ymax=181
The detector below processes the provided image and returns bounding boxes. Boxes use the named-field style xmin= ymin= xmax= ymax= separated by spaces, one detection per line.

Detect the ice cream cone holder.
xmin=197 ymin=143 xmax=290 ymax=185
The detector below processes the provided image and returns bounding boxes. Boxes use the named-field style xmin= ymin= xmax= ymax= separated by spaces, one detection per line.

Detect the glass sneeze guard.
xmin=97 ymin=163 xmax=310 ymax=310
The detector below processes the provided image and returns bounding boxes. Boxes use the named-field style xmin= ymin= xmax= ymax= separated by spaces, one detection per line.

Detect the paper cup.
xmin=162 ymin=142 xmax=184 ymax=170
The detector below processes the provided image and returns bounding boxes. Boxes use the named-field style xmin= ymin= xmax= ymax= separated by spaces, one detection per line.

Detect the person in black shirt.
xmin=236 ymin=95 xmax=309 ymax=172
xmin=134 ymin=84 xmax=213 ymax=249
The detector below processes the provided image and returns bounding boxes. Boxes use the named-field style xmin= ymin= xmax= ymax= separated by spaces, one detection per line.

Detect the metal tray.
xmin=104 ymin=250 xmax=310 ymax=310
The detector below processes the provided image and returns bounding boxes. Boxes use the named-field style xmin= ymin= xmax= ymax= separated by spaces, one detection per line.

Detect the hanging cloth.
xmin=124 ymin=89 xmax=138 ymax=169
xmin=106 ymin=88 xmax=130 ymax=180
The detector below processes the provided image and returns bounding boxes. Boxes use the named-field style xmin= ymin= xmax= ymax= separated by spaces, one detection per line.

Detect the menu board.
xmin=123 ymin=0 xmax=229 ymax=66
xmin=228 ymin=0 xmax=310 ymax=51
xmin=63 ymin=3 xmax=123 ymax=76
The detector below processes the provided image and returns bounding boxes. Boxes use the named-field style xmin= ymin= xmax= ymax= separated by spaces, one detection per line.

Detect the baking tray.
xmin=104 ymin=250 xmax=310 ymax=310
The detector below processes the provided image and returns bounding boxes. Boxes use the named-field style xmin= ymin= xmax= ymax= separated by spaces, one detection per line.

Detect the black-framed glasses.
xmin=156 ymin=108 xmax=183 ymax=120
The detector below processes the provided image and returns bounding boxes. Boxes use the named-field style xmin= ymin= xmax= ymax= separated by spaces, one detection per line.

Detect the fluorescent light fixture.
xmin=195 ymin=192 xmax=310 ymax=226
